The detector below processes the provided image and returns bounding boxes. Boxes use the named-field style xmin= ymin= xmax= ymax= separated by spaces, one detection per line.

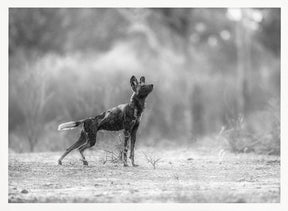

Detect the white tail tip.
xmin=57 ymin=121 xmax=77 ymax=131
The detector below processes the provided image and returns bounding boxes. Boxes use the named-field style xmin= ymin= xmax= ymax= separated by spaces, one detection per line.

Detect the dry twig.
xmin=143 ymin=152 xmax=161 ymax=169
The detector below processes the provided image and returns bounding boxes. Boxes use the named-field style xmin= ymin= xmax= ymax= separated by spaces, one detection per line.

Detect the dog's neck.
xmin=129 ymin=93 xmax=145 ymax=117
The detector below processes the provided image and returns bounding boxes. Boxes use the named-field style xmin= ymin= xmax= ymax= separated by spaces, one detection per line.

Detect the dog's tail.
xmin=57 ymin=119 xmax=85 ymax=131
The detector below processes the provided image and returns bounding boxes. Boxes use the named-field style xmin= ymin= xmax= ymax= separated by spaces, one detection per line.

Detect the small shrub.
xmin=222 ymin=115 xmax=257 ymax=153
xmin=222 ymin=99 xmax=280 ymax=155
xmin=143 ymin=152 xmax=161 ymax=169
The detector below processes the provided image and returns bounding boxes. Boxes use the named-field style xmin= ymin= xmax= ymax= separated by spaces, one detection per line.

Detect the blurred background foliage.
xmin=9 ymin=8 xmax=280 ymax=154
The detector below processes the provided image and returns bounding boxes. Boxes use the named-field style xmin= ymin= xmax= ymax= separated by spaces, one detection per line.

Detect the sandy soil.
xmin=8 ymin=146 xmax=280 ymax=203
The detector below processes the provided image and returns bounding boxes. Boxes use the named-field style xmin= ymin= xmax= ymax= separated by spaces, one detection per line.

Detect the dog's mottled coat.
xmin=57 ymin=76 xmax=153 ymax=166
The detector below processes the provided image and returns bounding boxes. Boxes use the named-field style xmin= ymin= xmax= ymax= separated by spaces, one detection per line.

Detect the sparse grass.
xmin=102 ymin=135 xmax=124 ymax=165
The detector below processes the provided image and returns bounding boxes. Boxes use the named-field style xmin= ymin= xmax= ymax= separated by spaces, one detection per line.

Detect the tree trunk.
xmin=235 ymin=9 xmax=251 ymax=116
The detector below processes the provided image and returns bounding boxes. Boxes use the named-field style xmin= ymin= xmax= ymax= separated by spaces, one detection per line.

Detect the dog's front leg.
xmin=123 ymin=130 xmax=130 ymax=167
xmin=130 ymin=133 xmax=137 ymax=167
xmin=130 ymin=123 xmax=139 ymax=167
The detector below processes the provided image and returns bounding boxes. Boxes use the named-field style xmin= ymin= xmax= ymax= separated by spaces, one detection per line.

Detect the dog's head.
xmin=130 ymin=75 xmax=153 ymax=98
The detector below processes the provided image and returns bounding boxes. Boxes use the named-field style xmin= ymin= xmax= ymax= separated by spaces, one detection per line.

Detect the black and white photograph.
xmin=2 ymin=1 xmax=287 ymax=208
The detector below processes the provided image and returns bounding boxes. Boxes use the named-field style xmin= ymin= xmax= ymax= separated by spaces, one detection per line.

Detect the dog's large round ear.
xmin=140 ymin=76 xmax=145 ymax=84
xmin=130 ymin=75 xmax=138 ymax=92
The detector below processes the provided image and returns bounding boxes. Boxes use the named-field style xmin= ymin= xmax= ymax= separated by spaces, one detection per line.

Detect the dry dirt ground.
xmin=8 ymin=145 xmax=280 ymax=203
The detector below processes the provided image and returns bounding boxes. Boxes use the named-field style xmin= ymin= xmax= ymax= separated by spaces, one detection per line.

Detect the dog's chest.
xmin=133 ymin=108 xmax=142 ymax=121
xmin=124 ymin=107 xmax=142 ymax=128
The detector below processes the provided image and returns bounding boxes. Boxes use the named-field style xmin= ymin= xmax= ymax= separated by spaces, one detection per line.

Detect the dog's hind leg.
xmin=78 ymin=133 xmax=96 ymax=166
xmin=58 ymin=130 xmax=86 ymax=165
xmin=79 ymin=149 xmax=88 ymax=165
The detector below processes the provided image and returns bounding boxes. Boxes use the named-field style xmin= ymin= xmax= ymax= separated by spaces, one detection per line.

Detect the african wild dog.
xmin=57 ymin=76 xmax=153 ymax=166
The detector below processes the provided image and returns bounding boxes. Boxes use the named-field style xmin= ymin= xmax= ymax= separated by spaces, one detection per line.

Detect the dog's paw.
xmin=132 ymin=164 xmax=139 ymax=167
xmin=80 ymin=159 xmax=88 ymax=166
xmin=57 ymin=160 xmax=62 ymax=165
xmin=123 ymin=163 xmax=129 ymax=167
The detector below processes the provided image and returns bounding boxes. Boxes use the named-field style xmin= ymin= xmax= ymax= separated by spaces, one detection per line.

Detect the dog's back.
xmin=96 ymin=104 xmax=127 ymax=131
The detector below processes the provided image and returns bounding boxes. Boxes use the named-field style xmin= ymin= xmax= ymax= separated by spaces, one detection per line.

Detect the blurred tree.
xmin=257 ymin=8 xmax=280 ymax=56
xmin=233 ymin=9 xmax=251 ymax=115
xmin=9 ymin=8 xmax=129 ymax=55
xmin=9 ymin=9 xmax=64 ymax=55
xmin=153 ymin=8 xmax=192 ymax=37
xmin=191 ymin=85 xmax=204 ymax=135
xmin=17 ymin=68 xmax=53 ymax=151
